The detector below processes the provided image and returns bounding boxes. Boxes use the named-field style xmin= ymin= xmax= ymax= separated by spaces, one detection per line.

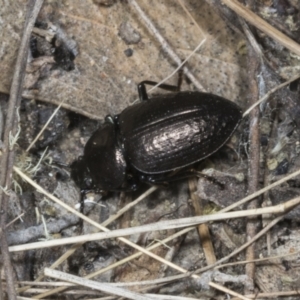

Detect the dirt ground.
xmin=1 ymin=0 xmax=300 ymax=299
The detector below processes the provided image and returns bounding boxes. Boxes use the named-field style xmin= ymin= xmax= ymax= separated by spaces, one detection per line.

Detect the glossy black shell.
xmin=118 ymin=91 xmax=242 ymax=174
xmin=71 ymin=90 xmax=242 ymax=191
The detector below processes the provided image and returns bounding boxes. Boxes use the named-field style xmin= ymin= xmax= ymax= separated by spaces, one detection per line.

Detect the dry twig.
xmin=9 ymin=195 xmax=300 ymax=252
xmin=129 ymin=0 xmax=205 ymax=92
xmin=222 ymin=0 xmax=300 ymax=56
xmin=189 ymin=177 xmax=216 ymax=265
xmin=0 ymin=1 xmax=44 ymax=298
xmin=243 ymin=23 xmax=261 ymax=295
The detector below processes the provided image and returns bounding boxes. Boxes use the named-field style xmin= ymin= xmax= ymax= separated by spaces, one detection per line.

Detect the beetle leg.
xmin=140 ymin=169 xmax=224 ymax=190
xmin=139 ymin=171 xmax=187 ymax=186
xmin=137 ymin=82 xmax=149 ymax=101
xmin=138 ymin=80 xmax=179 ymax=102
xmin=193 ymin=171 xmax=225 ymax=190
xmin=176 ymin=68 xmax=184 ymax=91
xmin=140 ymin=174 xmax=169 ymax=188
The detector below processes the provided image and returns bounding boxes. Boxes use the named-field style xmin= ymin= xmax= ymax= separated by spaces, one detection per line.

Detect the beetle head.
xmin=70 ymin=156 xmax=94 ymax=191
xmin=71 ymin=122 xmax=127 ymax=191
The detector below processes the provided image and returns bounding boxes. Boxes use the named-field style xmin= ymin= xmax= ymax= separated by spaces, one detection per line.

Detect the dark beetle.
xmin=71 ymin=82 xmax=242 ymax=192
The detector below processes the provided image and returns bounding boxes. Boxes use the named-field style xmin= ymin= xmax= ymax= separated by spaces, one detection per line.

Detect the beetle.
xmin=71 ymin=81 xmax=242 ymax=192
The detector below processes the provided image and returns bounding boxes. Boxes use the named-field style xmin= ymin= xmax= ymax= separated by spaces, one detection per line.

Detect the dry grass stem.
xmin=24 ymin=205 xmax=193 ymax=297
xmin=144 ymin=0 xmax=208 ymax=98
xmin=6 ymin=1 xmax=300 ymax=299
xmin=222 ymin=0 xmax=300 ymax=56
xmin=102 ymin=186 xmax=157 ymax=226
xmin=26 ymin=101 xmax=64 ymax=152
xmin=19 ymin=187 xmax=157 ymax=295
xmin=243 ymin=73 xmax=300 ymax=117
xmin=219 ymin=167 xmax=300 ymax=213
xmin=129 ymin=0 xmax=205 ymax=92
xmin=13 ymin=166 xmax=196 ymax=297
xmin=76 ymin=227 xmax=196 ymax=282
xmin=19 ymin=281 xmax=73 ymax=287
xmin=20 ymin=288 xmax=100 ymax=296
xmin=64 ymin=212 xmax=287 ymax=289
xmin=142 ymin=295 xmax=199 ymax=300
xmin=239 ymin=290 xmax=300 ymax=299
xmin=189 ymin=177 xmax=216 ymax=265
xmin=0 ymin=1 xmax=44 ymax=298
xmin=209 ymin=281 xmax=252 ymax=300
xmin=147 ymin=38 xmax=207 ymax=96
xmin=44 ymin=268 xmax=155 ymax=300
xmin=217 ymin=248 xmax=300 ymax=269
xmin=14 ymin=164 xmax=300 ymax=297
xmin=9 ymin=195 xmax=300 ymax=252
xmin=5 ymin=213 xmax=24 ymax=228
